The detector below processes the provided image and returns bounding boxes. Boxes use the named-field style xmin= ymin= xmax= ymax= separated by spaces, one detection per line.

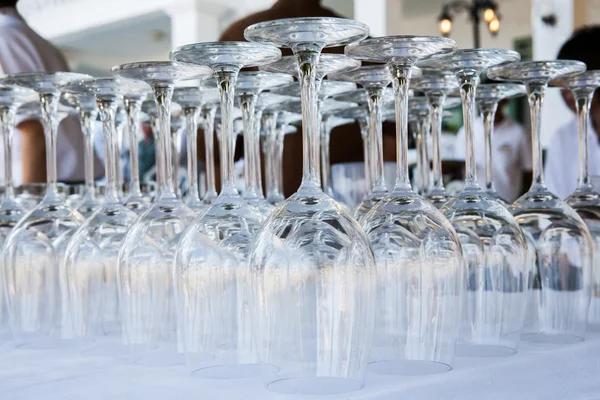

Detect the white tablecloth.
xmin=1 ymin=333 xmax=600 ymax=400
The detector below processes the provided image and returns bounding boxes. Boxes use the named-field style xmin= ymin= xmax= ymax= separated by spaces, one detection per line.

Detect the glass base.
xmin=191 ymin=363 xmax=259 ymax=379
xmin=521 ymin=332 xmax=584 ymax=345
xmin=455 ymin=343 xmax=516 ymax=358
xmin=266 ymin=377 xmax=363 ymax=395
xmin=369 ymin=359 xmax=451 ymax=376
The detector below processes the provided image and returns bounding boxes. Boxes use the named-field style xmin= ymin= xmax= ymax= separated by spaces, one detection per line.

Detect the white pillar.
xmin=531 ymin=0 xmax=574 ymax=147
xmin=167 ymin=0 xmax=221 ymax=48
xmin=353 ymin=0 xmax=386 ymax=37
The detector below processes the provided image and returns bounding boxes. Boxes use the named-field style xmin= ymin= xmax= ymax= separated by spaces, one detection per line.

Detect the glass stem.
xmin=97 ymin=98 xmax=120 ymax=203
xmin=0 ymin=106 xmax=16 ymax=201
xmin=366 ymin=86 xmax=386 ymax=193
xmin=239 ymin=92 xmax=259 ymax=199
xmin=254 ymin=109 xmax=265 ymax=199
xmin=418 ymin=113 xmax=431 ymax=195
xmin=574 ymin=89 xmax=594 ymax=191
xmin=320 ymin=114 xmax=333 ymax=196
xmin=171 ymin=124 xmax=182 ymax=197
xmin=276 ymin=124 xmax=285 ymax=198
xmin=390 ymin=64 xmax=413 ymax=192
xmin=295 ymin=46 xmax=323 ymax=193
xmin=526 ymin=82 xmax=547 ymax=191
xmin=215 ymin=69 xmax=239 ymax=198
xmin=116 ymin=118 xmax=125 ymax=198
xmin=358 ymin=115 xmax=371 ymax=192
xmin=201 ymin=106 xmax=217 ymax=201
xmin=428 ymin=92 xmax=446 ymax=193
xmin=262 ymin=112 xmax=279 ymax=201
xmin=79 ymin=109 xmax=97 ymax=201
xmin=40 ymin=92 xmax=60 ymax=200
xmin=124 ymin=97 xmax=143 ymax=199
xmin=480 ymin=102 xmax=498 ymax=192
xmin=153 ymin=84 xmax=176 ymax=199
xmin=458 ymin=72 xmax=481 ymax=190
xmin=184 ymin=105 xmax=200 ymax=202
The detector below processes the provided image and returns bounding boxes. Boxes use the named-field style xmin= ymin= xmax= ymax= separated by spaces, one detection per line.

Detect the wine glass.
xmin=488 ymin=60 xmax=592 ymax=345
xmin=420 ymin=49 xmax=530 ymax=357
xmin=170 ymin=41 xmax=281 ymax=377
xmin=123 ymin=88 xmax=152 ymax=214
xmin=61 ymin=77 xmax=142 ymax=355
xmin=550 ymin=70 xmax=600 ymax=329
xmin=235 ymin=71 xmax=292 ymax=215
xmin=410 ymin=70 xmax=461 ymax=208
xmin=475 ymin=83 xmax=527 ymax=204
xmin=245 ymin=17 xmax=376 ymax=394
xmin=345 ymin=36 xmax=463 ymax=374
xmin=111 ymin=61 xmax=214 ymax=365
xmin=0 ymin=85 xmax=36 ymax=343
xmin=0 ymin=71 xmax=91 ymax=348
xmin=60 ymin=91 xmax=101 ymax=217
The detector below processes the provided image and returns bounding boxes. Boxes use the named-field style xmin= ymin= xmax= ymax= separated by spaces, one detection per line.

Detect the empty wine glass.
xmin=346 ymin=35 xmax=463 ymax=374
xmin=111 ymin=61 xmax=213 ymax=365
xmin=0 ymin=72 xmax=91 ymax=348
xmin=488 ymin=60 xmax=592 ymax=345
xmin=170 ymin=41 xmax=281 ymax=377
xmin=123 ymin=88 xmax=152 ymax=214
xmin=421 ymin=49 xmax=530 ymax=356
xmin=235 ymin=71 xmax=292 ymax=215
xmin=550 ymin=70 xmax=600 ymax=329
xmin=410 ymin=70 xmax=461 ymax=208
xmin=245 ymin=17 xmax=376 ymax=394
xmin=61 ymin=91 xmax=101 ymax=217
xmin=62 ymin=77 xmax=142 ymax=355
xmin=0 ymin=85 xmax=36 ymax=343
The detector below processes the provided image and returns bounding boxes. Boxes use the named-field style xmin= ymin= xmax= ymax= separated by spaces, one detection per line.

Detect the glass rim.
xmin=110 ymin=61 xmax=212 ymax=83
xmin=549 ymin=69 xmax=600 ymax=89
xmin=487 ymin=60 xmax=586 ymax=83
xmin=418 ymin=48 xmax=520 ymax=70
xmin=170 ymin=41 xmax=282 ymax=69
xmin=345 ymin=35 xmax=456 ymax=63
xmin=0 ymin=71 xmax=93 ymax=93
xmin=475 ymin=83 xmax=527 ymax=100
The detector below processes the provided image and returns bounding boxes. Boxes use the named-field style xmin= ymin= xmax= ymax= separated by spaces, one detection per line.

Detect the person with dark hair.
xmin=546 ymin=25 xmax=600 ymax=198
xmin=0 ymin=0 xmax=103 ymax=185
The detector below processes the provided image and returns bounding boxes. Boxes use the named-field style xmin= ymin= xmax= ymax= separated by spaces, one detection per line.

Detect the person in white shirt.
xmin=0 ymin=1 xmax=103 ymax=185
xmin=454 ymin=100 xmax=533 ymax=203
xmin=546 ymin=26 xmax=600 ymax=199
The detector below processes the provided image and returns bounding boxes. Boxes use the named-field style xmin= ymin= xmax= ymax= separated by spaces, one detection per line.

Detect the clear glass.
xmin=346 ymin=35 xmax=463 ymax=374
xmin=407 ymin=97 xmax=432 ymax=196
xmin=62 ymin=78 xmax=141 ymax=355
xmin=111 ymin=61 xmax=213 ymax=365
xmin=551 ymin=71 xmax=600 ymax=329
xmin=245 ymin=17 xmax=376 ymax=394
xmin=488 ymin=60 xmax=592 ymax=344
xmin=200 ymin=100 xmax=219 ymax=204
xmin=0 ymin=86 xmax=36 ymax=343
xmin=410 ymin=70 xmax=460 ymax=208
xmin=61 ymin=92 xmax=100 ymax=217
xmin=170 ymin=41 xmax=281 ymax=378
xmin=0 ymin=72 xmax=91 ymax=348
xmin=123 ymin=88 xmax=152 ymax=214
xmin=171 ymin=113 xmax=184 ymax=198
xmin=115 ymin=107 xmax=127 ymax=202
xmin=236 ymin=71 xmax=292 ymax=216
xmin=421 ymin=49 xmax=530 ymax=357
xmin=475 ymin=83 xmax=527 ymax=204
xmin=330 ymin=65 xmax=393 ymax=220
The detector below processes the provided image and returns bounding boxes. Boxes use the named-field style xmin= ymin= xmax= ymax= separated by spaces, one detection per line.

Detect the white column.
xmin=353 ymin=0 xmax=386 ymax=36
xmin=167 ymin=0 xmax=221 ymax=48
xmin=531 ymin=0 xmax=574 ymax=147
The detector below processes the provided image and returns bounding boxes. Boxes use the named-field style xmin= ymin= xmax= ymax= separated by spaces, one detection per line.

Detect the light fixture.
xmin=483 ymin=7 xmax=496 ymax=23
xmin=436 ymin=0 xmax=500 ymax=48
xmin=439 ymin=7 xmax=453 ymax=36
xmin=488 ymin=17 xmax=500 ymax=35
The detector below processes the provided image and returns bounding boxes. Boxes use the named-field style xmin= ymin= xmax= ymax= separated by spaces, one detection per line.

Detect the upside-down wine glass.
xmin=170 ymin=41 xmax=281 ymax=378
xmin=346 ymin=36 xmax=463 ymax=375
xmin=111 ymin=61 xmax=214 ymax=365
xmin=62 ymin=78 xmax=144 ymax=355
xmin=1 ymin=72 xmax=91 ymax=348
xmin=61 ymin=91 xmax=101 ymax=217
xmin=488 ymin=60 xmax=593 ymax=345
xmin=245 ymin=17 xmax=377 ymax=394
xmin=476 ymin=83 xmax=527 ymax=204
xmin=421 ymin=50 xmax=530 ymax=356
xmin=0 ymin=86 xmax=36 ymax=343
xmin=551 ymin=70 xmax=600 ymax=329
xmin=123 ymin=87 xmax=152 ymax=214
xmin=410 ymin=70 xmax=460 ymax=208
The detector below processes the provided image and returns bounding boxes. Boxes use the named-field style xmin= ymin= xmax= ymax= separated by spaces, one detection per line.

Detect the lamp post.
xmin=438 ymin=0 xmax=500 ymax=48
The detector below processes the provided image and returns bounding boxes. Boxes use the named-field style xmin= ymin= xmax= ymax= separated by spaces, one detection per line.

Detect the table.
xmin=1 ymin=333 xmax=600 ymax=400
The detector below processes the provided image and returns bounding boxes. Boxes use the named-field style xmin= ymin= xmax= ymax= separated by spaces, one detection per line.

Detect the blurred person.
xmin=0 ymin=0 xmax=103 ymax=185
xmin=218 ymin=0 xmax=396 ymax=197
xmin=546 ymin=26 xmax=600 ymax=199
xmin=453 ymin=99 xmax=532 ymax=202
